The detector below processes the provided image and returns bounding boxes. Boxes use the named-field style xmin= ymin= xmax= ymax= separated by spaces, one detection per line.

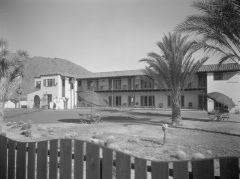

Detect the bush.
xmin=108 ymin=143 xmax=121 ymax=151
xmin=105 ymin=136 xmax=116 ymax=147
xmin=192 ymin=153 xmax=205 ymax=160
xmin=235 ymin=108 xmax=240 ymax=114
xmin=27 ymin=120 xmax=33 ymax=129
xmin=176 ymin=150 xmax=186 ymax=160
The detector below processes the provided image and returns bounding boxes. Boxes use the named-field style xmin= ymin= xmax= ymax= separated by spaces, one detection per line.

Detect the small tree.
xmin=0 ymin=38 xmax=29 ymax=133
xmin=140 ymin=32 xmax=208 ymax=126
xmin=16 ymin=86 xmax=23 ymax=108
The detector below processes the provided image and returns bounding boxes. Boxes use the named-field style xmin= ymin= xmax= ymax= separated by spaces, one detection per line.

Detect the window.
xmin=43 ymin=79 xmax=55 ymax=87
xmin=128 ymin=78 xmax=133 ymax=90
xmin=214 ymin=73 xmax=224 ymax=80
xmin=181 ymin=95 xmax=185 ymax=107
xmin=168 ymin=96 xmax=172 ymax=107
xmin=140 ymin=79 xmax=154 ymax=89
xmin=113 ymin=79 xmax=121 ymax=90
xmin=95 ymin=80 xmax=99 ymax=90
xmin=36 ymin=81 xmax=41 ymax=89
xmin=140 ymin=95 xmax=155 ymax=107
xmin=87 ymin=80 xmax=93 ymax=90
xmin=78 ymin=80 xmax=82 ymax=87
xmin=62 ymin=79 xmax=65 ymax=87
xmin=115 ymin=96 xmax=121 ymax=106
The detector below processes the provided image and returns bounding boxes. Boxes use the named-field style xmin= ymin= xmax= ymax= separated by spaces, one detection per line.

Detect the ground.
xmin=2 ymin=108 xmax=240 ymax=162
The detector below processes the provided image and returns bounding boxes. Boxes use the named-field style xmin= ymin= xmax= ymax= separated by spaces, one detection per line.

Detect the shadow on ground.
xmin=58 ymin=119 xmax=81 ymax=123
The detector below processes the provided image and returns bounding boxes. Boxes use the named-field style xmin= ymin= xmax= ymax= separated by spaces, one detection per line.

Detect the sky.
xmin=0 ymin=0 xmax=215 ymax=72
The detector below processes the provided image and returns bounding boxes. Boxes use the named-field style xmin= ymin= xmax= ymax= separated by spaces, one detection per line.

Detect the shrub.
xmin=192 ymin=153 xmax=205 ymax=160
xmin=27 ymin=120 xmax=33 ymax=129
xmin=105 ymin=136 xmax=116 ymax=147
xmin=206 ymin=150 xmax=213 ymax=155
xmin=235 ymin=108 xmax=240 ymax=114
xmin=108 ymin=143 xmax=121 ymax=151
xmin=176 ymin=150 xmax=186 ymax=160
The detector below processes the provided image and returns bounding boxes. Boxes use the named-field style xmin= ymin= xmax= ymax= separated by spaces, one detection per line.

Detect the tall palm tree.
xmin=176 ymin=0 xmax=240 ymax=65
xmin=140 ymin=33 xmax=208 ymax=126
xmin=0 ymin=38 xmax=29 ymax=133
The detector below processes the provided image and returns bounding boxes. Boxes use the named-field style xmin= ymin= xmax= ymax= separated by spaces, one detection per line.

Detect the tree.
xmin=140 ymin=32 xmax=208 ymax=126
xmin=9 ymin=87 xmax=24 ymax=108
xmin=176 ymin=0 xmax=240 ymax=65
xmin=0 ymin=38 xmax=29 ymax=133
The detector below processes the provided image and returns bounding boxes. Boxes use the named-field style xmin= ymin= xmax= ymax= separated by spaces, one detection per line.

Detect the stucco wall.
xmin=97 ymin=90 xmax=204 ymax=109
xmin=207 ymin=72 xmax=240 ymax=112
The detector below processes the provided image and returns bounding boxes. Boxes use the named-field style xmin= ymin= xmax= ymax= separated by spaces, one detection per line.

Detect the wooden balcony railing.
xmin=77 ymin=82 xmax=206 ymax=92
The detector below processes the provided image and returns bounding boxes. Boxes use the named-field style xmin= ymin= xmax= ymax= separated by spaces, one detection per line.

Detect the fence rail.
xmin=0 ymin=135 xmax=239 ymax=179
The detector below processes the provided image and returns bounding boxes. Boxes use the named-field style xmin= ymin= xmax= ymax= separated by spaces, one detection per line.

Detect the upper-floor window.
xmin=36 ymin=81 xmax=41 ymax=89
xmin=78 ymin=80 xmax=82 ymax=87
xmin=113 ymin=79 xmax=121 ymax=90
xmin=43 ymin=79 xmax=55 ymax=87
xmin=214 ymin=73 xmax=224 ymax=81
xmin=140 ymin=79 xmax=154 ymax=89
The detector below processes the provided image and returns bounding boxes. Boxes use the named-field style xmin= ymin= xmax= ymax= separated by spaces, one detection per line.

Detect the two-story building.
xmin=27 ymin=73 xmax=79 ymax=110
xmin=27 ymin=63 xmax=240 ymax=112
xmin=198 ymin=63 xmax=240 ymax=112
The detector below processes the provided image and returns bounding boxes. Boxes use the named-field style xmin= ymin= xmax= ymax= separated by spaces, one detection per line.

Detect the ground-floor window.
xmin=115 ymin=96 xmax=121 ymax=106
xmin=108 ymin=96 xmax=112 ymax=107
xmin=168 ymin=96 xmax=171 ymax=107
xmin=47 ymin=94 xmax=52 ymax=105
xmin=198 ymin=95 xmax=207 ymax=110
xmin=140 ymin=95 xmax=155 ymax=107
xmin=128 ymin=96 xmax=135 ymax=107
xmin=214 ymin=101 xmax=227 ymax=110
xmin=108 ymin=96 xmax=122 ymax=107
xmin=181 ymin=95 xmax=184 ymax=108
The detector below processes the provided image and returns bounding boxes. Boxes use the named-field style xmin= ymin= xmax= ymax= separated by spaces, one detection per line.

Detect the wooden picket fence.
xmin=0 ymin=135 xmax=239 ymax=179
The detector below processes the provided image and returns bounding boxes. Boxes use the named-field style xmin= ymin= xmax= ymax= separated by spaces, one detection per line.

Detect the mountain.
xmin=21 ymin=56 xmax=92 ymax=95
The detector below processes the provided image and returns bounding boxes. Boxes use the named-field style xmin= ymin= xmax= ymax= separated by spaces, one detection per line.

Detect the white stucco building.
xmin=27 ymin=63 xmax=240 ymax=112
xmin=27 ymin=73 xmax=78 ymax=110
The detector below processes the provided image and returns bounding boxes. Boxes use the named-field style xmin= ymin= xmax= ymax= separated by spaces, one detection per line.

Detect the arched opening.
xmin=34 ymin=95 xmax=40 ymax=108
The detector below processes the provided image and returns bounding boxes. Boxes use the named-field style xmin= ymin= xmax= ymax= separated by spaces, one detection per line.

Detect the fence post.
xmin=0 ymin=135 xmax=7 ymax=179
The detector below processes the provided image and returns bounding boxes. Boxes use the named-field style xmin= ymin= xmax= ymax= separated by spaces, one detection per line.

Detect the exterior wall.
xmin=4 ymin=100 xmax=28 ymax=108
xmin=90 ymin=90 xmax=205 ymax=109
xmin=28 ymin=75 xmax=60 ymax=109
xmin=207 ymin=71 xmax=240 ymax=112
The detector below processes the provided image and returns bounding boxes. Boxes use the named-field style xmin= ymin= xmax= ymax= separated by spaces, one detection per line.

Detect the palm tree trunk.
xmin=171 ymin=95 xmax=182 ymax=126
xmin=0 ymin=101 xmax=5 ymax=134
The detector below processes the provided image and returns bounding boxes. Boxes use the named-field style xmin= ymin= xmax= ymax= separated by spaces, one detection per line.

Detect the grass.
xmin=2 ymin=108 xmax=240 ymax=163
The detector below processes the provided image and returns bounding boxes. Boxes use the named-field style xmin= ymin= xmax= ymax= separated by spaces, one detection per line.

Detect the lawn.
xmin=2 ymin=108 xmax=240 ymax=163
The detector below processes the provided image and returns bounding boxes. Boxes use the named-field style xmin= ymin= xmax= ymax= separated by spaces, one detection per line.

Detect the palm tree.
xmin=0 ymin=38 xmax=29 ymax=133
xmin=176 ymin=0 xmax=240 ymax=65
xmin=140 ymin=33 xmax=208 ymax=126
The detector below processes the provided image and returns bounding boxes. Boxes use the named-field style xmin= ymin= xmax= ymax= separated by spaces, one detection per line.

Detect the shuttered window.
xmin=44 ymin=79 xmax=55 ymax=87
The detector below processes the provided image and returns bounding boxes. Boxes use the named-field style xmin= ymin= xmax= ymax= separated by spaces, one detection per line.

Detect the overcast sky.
xmin=1 ymin=0 xmax=215 ymax=72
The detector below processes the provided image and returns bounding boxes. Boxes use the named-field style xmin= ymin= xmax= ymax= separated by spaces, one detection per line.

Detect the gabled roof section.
xmin=34 ymin=72 xmax=79 ymax=78
xmin=198 ymin=63 xmax=240 ymax=73
xmin=79 ymin=69 xmax=145 ymax=79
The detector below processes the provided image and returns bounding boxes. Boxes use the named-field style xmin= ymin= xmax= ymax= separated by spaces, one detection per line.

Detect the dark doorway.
xmin=34 ymin=95 xmax=40 ymax=108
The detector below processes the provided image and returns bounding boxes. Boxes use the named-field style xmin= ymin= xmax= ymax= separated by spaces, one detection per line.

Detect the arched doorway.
xmin=34 ymin=95 xmax=40 ymax=108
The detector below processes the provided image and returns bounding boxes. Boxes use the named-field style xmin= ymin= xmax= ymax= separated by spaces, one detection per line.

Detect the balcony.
xmin=185 ymin=82 xmax=207 ymax=90
xmin=77 ymin=82 xmax=206 ymax=92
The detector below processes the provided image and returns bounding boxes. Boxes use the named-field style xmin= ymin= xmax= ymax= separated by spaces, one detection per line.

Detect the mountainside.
xmin=21 ymin=57 xmax=92 ymax=95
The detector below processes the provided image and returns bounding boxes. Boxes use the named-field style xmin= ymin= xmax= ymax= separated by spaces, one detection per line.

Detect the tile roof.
xmin=34 ymin=72 xmax=79 ymax=78
xmin=79 ymin=69 xmax=145 ymax=79
xmin=198 ymin=63 xmax=240 ymax=73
